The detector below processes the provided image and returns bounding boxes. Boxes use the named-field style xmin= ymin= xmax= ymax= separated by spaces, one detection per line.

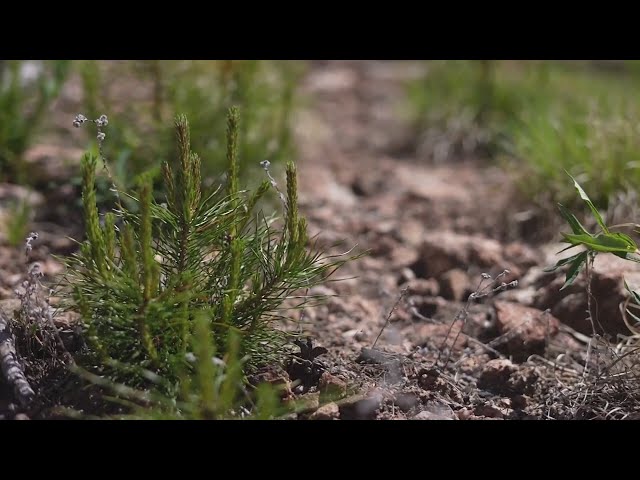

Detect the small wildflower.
xmin=73 ymin=113 xmax=87 ymax=128
xmin=25 ymin=231 xmax=38 ymax=257
xmin=29 ymin=263 xmax=42 ymax=277
xmin=481 ymin=273 xmax=492 ymax=279
xmin=260 ymin=159 xmax=271 ymax=170
xmin=96 ymin=114 xmax=109 ymax=127
xmin=97 ymin=132 xmax=106 ymax=141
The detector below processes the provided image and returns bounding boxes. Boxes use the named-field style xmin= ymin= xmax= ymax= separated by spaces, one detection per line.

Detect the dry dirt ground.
xmin=2 ymin=60 xmax=640 ymax=419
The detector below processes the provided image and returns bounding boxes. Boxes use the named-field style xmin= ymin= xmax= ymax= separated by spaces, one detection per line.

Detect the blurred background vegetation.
xmin=3 ymin=59 xmax=640 ymax=226
xmin=1 ymin=60 xmax=303 ymax=211
xmin=408 ymin=60 xmax=640 ymax=213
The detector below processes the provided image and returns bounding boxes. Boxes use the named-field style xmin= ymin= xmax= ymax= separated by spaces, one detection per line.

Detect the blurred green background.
xmin=408 ymin=60 xmax=640 ymax=212
xmin=0 ymin=60 xmax=303 ymax=209
xmin=3 ymin=59 xmax=640 ymax=224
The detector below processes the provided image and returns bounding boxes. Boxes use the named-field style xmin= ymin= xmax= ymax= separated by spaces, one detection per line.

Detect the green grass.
xmin=409 ymin=60 xmax=640 ymax=211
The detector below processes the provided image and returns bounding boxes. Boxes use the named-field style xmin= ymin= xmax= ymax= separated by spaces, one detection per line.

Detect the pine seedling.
xmin=63 ymin=108 xmax=356 ymax=414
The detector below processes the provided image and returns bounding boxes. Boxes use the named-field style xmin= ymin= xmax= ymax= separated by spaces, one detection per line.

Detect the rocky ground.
xmin=2 ymin=60 xmax=640 ymax=419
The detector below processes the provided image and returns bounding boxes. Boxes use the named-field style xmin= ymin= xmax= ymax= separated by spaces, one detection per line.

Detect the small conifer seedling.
xmin=63 ymin=108 xmax=355 ymax=416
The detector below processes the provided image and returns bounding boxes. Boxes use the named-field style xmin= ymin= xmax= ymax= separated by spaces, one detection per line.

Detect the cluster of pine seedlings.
xmin=61 ymin=108 xmax=353 ymax=418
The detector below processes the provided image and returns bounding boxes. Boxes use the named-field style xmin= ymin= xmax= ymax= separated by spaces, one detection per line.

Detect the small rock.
xmin=494 ymin=301 xmax=560 ymax=362
xmin=310 ymin=402 xmax=340 ymax=420
xmin=508 ymin=367 xmax=539 ymax=395
xmin=0 ymin=299 xmax=21 ymax=317
xmin=307 ymin=68 xmax=358 ymax=92
xmin=14 ymin=413 xmax=30 ymax=420
xmin=404 ymin=278 xmax=439 ymax=297
xmin=439 ymin=268 xmax=471 ymax=301
xmin=412 ymin=231 xmax=507 ymax=279
xmin=398 ymin=220 xmax=426 ymax=248
xmin=390 ymin=245 xmax=419 ymax=270
xmin=497 ymin=286 xmax=537 ymax=306
xmin=248 ymin=367 xmax=293 ymax=400
xmin=49 ymin=236 xmax=77 ymax=255
xmin=278 ymin=413 xmax=298 ymax=420
xmin=319 ymin=372 xmax=347 ymax=401
xmin=512 ymin=395 xmax=529 ymax=409
xmin=370 ymin=236 xmax=396 ymax=257
xmin=478 ymin=359 xmax=517 ymax=394
xmin=309 ymin=284 xmax=337 ymax=298
xmin=0 ymin=183 xmax=45 ymax=207
xmin=503 ymin=242 xmax=539 ymax=270
xmin=473 ymin=405 xmax=505 ymax=419
xmin=298 ymin=392 xmax=320 ymax=413
xmin=23 ymin=145 xmax=85 ymax=183
xmin=412 ymin=402 xmax=456 ymax=420
xmin=41 ymin=258 xmax=64 ymax=277
xmin=338 ymin=392 xmax=384 ymax=420
xmin=0 ymin=288 xmax=13 ymax=299
xmin=456 ymin=408 xmax=474 ymax=420
xmin=394 ymin=393 xmax=419 ymax=412
xmin=399 ymin=267 xmax=416 ymax=283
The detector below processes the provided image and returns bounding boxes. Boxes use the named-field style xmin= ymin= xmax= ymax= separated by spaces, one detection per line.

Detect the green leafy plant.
xmin=546 ymin=173 xmax=640 ymax=290
xmin=62 ymin=108 xmax=355 ymax=417
xmin=0 ymin=60 xmax=71 ymax=183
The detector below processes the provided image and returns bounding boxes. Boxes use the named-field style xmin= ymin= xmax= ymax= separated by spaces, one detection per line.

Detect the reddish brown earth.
xmin=2 ymin=60 xmax=640 ymax=420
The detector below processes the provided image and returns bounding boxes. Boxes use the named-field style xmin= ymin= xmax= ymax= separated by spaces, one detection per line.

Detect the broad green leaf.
xmin=558 ymin=203 xmax=590 ymax=236
xmin=544 ymin=250 xmax=587 ymax=272
xmin=561 ymin=232 xmax=636 ymax=253
xmin=566 ymin=172 xmax=609 ymax=234
xmin=560 ymin=251 xmax=588 ymax=290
